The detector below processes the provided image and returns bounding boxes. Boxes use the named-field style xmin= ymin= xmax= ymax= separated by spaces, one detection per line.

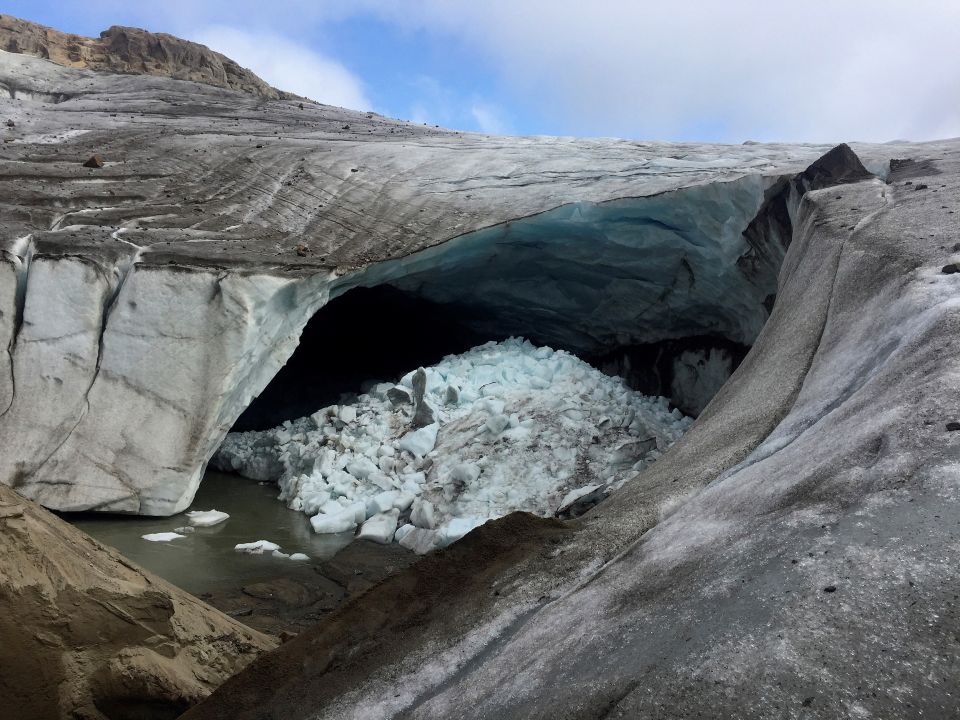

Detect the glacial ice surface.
xmin=347 ymin=174 xmax=779 ymax=354
xmin=213 ymin=339 xmax=693 ymax=552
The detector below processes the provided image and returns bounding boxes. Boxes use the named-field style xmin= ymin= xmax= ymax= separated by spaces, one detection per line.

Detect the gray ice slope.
xmin=188 ymin=146 xmax=960 ymax=720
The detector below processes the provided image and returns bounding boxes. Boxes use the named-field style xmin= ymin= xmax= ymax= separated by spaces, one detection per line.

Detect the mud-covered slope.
xmin=182 ymin=151 xmax=960 ymax=719
xmin=0 ymin=14 xmax=286 ymax=99
xmin=0 ymin=482 xmax=276 ymax=720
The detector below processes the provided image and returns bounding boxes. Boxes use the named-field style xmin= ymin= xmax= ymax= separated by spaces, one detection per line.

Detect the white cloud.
xmin=188 ymin=26 xmax=371 ymax=110
xmin=408 ymin=103 xmax=431 ymax=126
xmin=358 ymin=0 xmax=960 ymax=142
xmin=36 ymin=1 xmax=960 ymax=141
xmin=394 ymin=75 xmax=509 ymax=134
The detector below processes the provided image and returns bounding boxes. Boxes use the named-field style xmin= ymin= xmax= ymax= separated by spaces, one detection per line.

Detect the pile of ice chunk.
xmin=214 ymin=338 xmax=692 ymax=554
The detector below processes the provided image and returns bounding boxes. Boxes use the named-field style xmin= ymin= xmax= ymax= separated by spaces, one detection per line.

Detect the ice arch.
xmin=3 ymin=143 xmax=870 ymax=515
xmin=237 ymin=172 xmax=787 ymax=432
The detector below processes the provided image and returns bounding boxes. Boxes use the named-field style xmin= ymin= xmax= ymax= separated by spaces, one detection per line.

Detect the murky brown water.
xmin=70 ymin=470 xmax=355 ymax=595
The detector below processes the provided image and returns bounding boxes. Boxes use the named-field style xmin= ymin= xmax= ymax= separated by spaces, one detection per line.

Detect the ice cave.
xmin=238 ymin=172 xmax=786 ymax=431
xmin=210 ymin=172 xmax=803 ymax=550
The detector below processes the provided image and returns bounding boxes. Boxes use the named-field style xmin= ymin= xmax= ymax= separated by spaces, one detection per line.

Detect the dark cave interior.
xmin=232 ymin=284 xmax=750 ymax=432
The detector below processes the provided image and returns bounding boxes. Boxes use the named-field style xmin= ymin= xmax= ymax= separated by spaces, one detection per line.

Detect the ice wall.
xmin=0 ymin=240 xmax=336 ymax=515
xmin=346 ymin=174 xmax=781 ymax=354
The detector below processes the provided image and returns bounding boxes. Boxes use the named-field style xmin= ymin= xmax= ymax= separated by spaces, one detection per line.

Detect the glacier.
xmin=0 ymin=48 xmax=845 ymax=514
xmin=2 ymin=21 xmax=960 ymax=720
xmin=186 ymin=149 xmax=960 ymax=720
xmin=349 ymin=173 xmax=781 ymax=352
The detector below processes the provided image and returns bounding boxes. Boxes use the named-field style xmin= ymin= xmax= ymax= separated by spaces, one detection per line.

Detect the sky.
xmin=4 ymin=1 xmax=960 ymax=143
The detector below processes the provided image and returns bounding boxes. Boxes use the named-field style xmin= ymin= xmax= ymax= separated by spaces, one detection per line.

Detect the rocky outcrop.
xmin=0 ymin=14 xmax=285 ymax=99
xmin=738 ymin=142 xmax=875 ymax=310
xmin=0 ymin=483 xmax=275 ymax=720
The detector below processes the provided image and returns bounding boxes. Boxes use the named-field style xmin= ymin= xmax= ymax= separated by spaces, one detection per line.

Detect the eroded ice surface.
xmin=214 ymin=338 xmax=692 ymax=553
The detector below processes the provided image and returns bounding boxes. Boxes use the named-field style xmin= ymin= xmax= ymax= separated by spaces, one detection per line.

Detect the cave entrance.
xmin=234 ymin=173 xmax=785 ymax=432
xmin=232 ymin=286 xmax=495 ymax=431
xmin=233 ymin=282 xmax=752 ymax=433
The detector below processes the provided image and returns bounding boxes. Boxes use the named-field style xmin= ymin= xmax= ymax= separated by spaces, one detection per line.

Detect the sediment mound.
xmin=0 ymin=484 xmax=276 ymax=720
